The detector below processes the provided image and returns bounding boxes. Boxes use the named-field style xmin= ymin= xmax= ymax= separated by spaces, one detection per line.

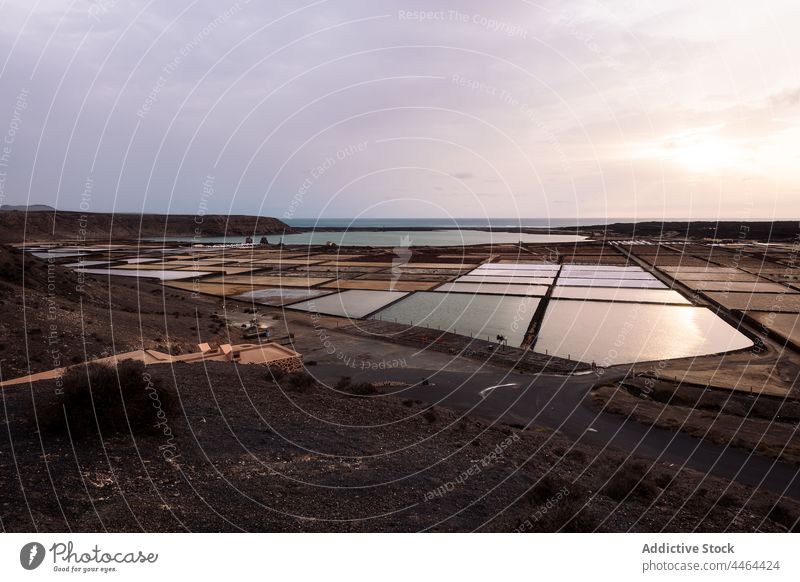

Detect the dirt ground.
xmin=592 ymin=385 xmax=800 ymax=464
xmin=0 ymin=248 xmax=234 ymax=379
xmin=641 ymin=345 xmax=800 ymax=398
xmin=3 ymin=243 xmax=800 ymax=532
xmin=2 ymin=362 xmax=799 ymax=533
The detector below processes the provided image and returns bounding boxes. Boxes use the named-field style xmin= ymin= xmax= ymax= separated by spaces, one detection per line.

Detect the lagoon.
xmin=157 ymin=229 xmax=587 ymax=247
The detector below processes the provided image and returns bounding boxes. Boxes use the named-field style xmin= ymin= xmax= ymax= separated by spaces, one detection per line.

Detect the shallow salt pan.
xmin=467 ymin=269 xmax=558 ymax=279
xmin=682 ymin=280 xmax=788 ymax=293
xmin=63 ymin=260 xmax=110 ymax=267
xmin=559 ymin=270 xmax=655 ymax=280
xmin=125 ymin=258 xmax=162 ymax=264
xmin=75 ymin=268 xmax=211 ymax=281
xmin=287 ymin=290 xmax=408 ymax=318
xmin=234 ymin=287 xmax=335 ymax=306
xmin=32 ymin=251 xmax=89 ymax=258
xmin=371 ymin=292 xmax=538 ymax=347
xmin=561 ymin=265 xmax=645 ymax=272
xmin=534 ymin=300 xmax=753 ymax=365
xmin=556 ymin=278 xmax=667 ymax=289
xmin=661 ymin=266 xmax=743 ymax=274
xmin=436 ymin=282 xmax=549 ymax=296
xmin=551 ymin=287 xmax=690 ymax=304
xmin=474 ymin=263 xmax=557 ymax=271
xmin=457 ymin=275 xmax=555 ymax=285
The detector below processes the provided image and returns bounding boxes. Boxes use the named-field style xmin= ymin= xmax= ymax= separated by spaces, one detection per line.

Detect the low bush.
xmin=564 ymin=448 xmax=587 ymax=462
xmin=524 ymin=475 xmax=563 ymax=506
xmin=334 ymin=377 xmax=352 ymax=391
xmin=767 ymin=502 xmax=800 ymax=532
xmin=334 ymin=376 xmax=377 ymax=396
xmin=537 ymin=498 xmax=598 ymax=532
xmin=717 ymin=492 xmax=740 ymax=509
xmin=267 ymin=366 xmax=285 ymax=383
xmin=653 ymin=472 xmax=674 ymax=490
xmin=346 ymin=382 xmax=378 ymax=396
xmin=603 ymin=461 xmax=658 ymax=502
xmin=39 ymin=361 xmax=177 ymax=439
xmin=422 ymin=409 xmax=438 ymax=423
xmin=285 ymin=372 xmax=316 ymax=393
xmin=517 ymin=485 xmax=598 ymax=533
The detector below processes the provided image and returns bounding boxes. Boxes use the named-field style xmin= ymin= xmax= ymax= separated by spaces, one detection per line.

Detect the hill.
xmin=572 ymin=220 xmax=800 ymax=240
xmin=0 ymin=210 xmax=293 ymax=242
xmin=0 ymin=204 xmax=55 ymax=212
xmin=0 ymin=244 xmax=232 ymax=377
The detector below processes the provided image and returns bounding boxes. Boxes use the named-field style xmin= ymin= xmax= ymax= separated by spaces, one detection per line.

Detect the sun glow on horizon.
xmin=665 ymin=138 xmax=742 ymax=172
xmin=629 ymin=124 xmax=758 ymax=175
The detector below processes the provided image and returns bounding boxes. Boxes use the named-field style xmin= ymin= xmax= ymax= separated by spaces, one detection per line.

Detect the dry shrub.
xmin=39 ymin=361 xmax=177 ymax=439
xmin=603 ymin=461 xmax=658 ymax=502
xmin=518 ymin=478 xmax=599 ymax=533
xmin=335 ymin=376 xmax=378 ymax=396
xmin=285 ymin=371 xmax=315 ymax=393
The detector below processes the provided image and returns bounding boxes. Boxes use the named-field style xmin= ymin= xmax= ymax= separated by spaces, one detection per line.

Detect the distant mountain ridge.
xmin=570 ymin=220 xmax=800 ymax=241
xmin=1 ymin=204 xmax=56 ymax=212
xmin=0 ymin=210 xmax=294 ymax=243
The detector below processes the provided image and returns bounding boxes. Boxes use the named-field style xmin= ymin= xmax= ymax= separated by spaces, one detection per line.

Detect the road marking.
xmin=479 ymin=383 xmax=518 ymax=399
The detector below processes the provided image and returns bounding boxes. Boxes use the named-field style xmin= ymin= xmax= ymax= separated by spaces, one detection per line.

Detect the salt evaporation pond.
xmin=457 ymin=275 xmax=555 ymax=285
xmin=288 ymin=289 xmax=408 ymax=318
xmin=534 ymin=301 xmax=753 ymax=365
xmin=125 ymin=258 xmax=162 ymax=264
xmin=75 ymin=268 xmax=211 ymax=281
xmin=470 ymin=271 xmax=559 ymax=279
xmin=551 ymin=287 xmax=690 ymax=304
xmin=473 ymin=266 xmax=560 ymax=273
xmin=63 ymin=260 xmax=110 ymax=267
xmin=32 ymin=251 xmax=90 ymax=259
xmin=555 ymin=278 xmax=667 ymax=289
xmin=559 ymin=270 xmax=656 ymax=280
xmin=371 ymin=292 xmax=538 ymax=347
xmin=436 ymin=282 xmax=549 ymax=296
xmin=560 ymin=265 xmax=646 ymax=272
xmin=234 ymin=287 xmax=335 ymax=307
xmin=474 ymin=263 xmax=558 ymax=271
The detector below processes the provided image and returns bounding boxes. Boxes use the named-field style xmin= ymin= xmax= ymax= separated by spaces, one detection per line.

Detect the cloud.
xmin=0 ymin=0 xmax=798 ymax=220
xmin=770 ymin=87 xmax=800 ymax=108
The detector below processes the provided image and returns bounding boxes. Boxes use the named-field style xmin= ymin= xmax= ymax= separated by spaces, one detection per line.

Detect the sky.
xmin=0 ymin=0 xmax=798 ymax=221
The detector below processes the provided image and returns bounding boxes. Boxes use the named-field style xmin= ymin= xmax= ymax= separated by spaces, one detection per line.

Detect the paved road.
xmin=310 ymin=363 xmax=800 ymax=499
